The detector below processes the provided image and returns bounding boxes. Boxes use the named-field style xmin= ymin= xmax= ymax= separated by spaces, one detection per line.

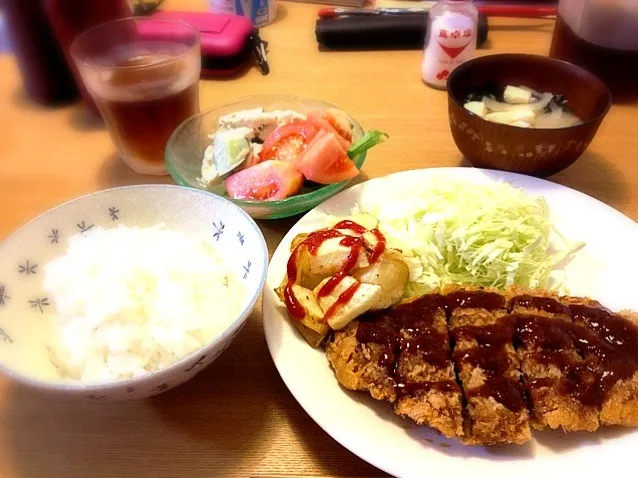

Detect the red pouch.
xmin=150 ymin=10 xmax=256 ymax=76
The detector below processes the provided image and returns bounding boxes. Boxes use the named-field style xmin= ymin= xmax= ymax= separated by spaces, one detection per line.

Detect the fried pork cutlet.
xmin=324 ymin=286 xmax=638 ymax=446
xmin=558 ymin=296 xmax=638 ymax=427
xmin=326 ymin=316 xmax=397 ymax=402
xmin=391 ymin=296 xmax=464 ymax=438
xmin=510 ymin=294 xmax=600 ymax=432
xmin=326 ymin=295 xmax=465 ymax=439
xmin=446 ymin=289 xmax=531 ymax=445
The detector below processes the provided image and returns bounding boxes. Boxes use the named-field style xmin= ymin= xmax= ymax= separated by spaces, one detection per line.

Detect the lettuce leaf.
xmin=347 ymin=131 xmax=388 ymax=159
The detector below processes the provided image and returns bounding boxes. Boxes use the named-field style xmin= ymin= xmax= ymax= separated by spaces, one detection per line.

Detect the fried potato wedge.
xmin=276 ymin=282 xmax=330 ymax=348
xmin=314 ymin=276 xmax=384 ymax=330
xmin=290 ymin=233 xmax=309 ymax=252
xmin=294 ymin=237 xmax=370 ymax=289
xmin=280 ymin=220 xmax=410 ymax=346
xmin=352 ymin=249 xmax=409 ymax=309
xmin=341 ymin=213 xmax=379 ymax=231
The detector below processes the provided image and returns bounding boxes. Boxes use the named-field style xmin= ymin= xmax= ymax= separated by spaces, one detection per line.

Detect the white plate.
xmin=263 ymin=168 xmax=638 ymax=478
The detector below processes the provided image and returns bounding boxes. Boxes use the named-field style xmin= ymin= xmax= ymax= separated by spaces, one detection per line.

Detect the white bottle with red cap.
xmin=422 ymin=0 xmax=479 ymax=89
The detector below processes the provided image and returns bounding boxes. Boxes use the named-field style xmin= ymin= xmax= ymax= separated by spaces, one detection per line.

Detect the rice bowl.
xmin=0 ymin=185 xmax=268 ymax=400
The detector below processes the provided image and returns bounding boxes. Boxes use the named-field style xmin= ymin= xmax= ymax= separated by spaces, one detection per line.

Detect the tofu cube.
xmin=485 ymin=109 xmax=535 ymax=125
xmin=464 ymin=101 xmax=487 ymax=117
xmin=504 ymin=86 xmax=534 ymax=104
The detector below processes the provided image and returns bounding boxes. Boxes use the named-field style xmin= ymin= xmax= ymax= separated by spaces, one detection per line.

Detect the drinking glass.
xmin=71 ymin=17 xmax=201 ymax=175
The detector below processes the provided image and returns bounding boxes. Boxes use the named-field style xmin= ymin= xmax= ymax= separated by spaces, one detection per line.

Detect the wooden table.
xmin=1 ymin=2 xmax=637 ymax=477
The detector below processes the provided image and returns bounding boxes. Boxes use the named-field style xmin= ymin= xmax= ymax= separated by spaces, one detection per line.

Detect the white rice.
xmin=43 ymin=224 xmax=246 ymax=383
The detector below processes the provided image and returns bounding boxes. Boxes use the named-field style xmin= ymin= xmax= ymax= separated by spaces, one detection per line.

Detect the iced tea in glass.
xmin=71 ymin=18 xmax=201 ymax=175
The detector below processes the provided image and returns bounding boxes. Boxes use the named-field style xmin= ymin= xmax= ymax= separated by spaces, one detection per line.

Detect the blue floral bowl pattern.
xmin=0 ymin=185 xmax=268 ymax=400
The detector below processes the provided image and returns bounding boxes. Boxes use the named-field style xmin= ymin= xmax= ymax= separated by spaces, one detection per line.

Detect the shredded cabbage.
xmin=355 ymin=180 xmax=583 ymax=297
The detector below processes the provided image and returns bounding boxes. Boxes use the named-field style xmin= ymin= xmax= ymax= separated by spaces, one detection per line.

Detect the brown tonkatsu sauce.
xmin=571 ymin=304 xmax=638 ymax=356
xmin=401 ymin=329 xmax=451 ymax=368
xmin=516 ymin=314 xmax=574 ymax=352
xmin=511 ymin=295 xmax=570 ymax=315
xmin=454 ymin=342 xmax=513 ymax=378
xmin=452 ymin=318 xmax=526 ymax=412
xmin=515 ymin=298 xmax=638 ymax=408
xmin=452 ymin=320 xmax=516 ymax=347
xmin=355 ymin=315 xmax=398 ymax=372
xmin=353 ymin=290 xmax=638 ymax=413
xmin=355 ymin=291 xmax=506 ymax=400
xmin=355 ymin=313 xmax=450 ymax=373
xmin=469 ymin=377 xmax=527 ymax=412
xmin=442 ymin=290 xmax=506 ymax=313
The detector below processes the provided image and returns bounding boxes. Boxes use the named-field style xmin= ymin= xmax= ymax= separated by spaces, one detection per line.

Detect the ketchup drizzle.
xmin=333 ymin=220 xmax=367 ymax=234
xmin=284 ymin=247 xmax=305 ymax=319
xmin=318 ymin=236 xmax=364 ymax=298
xmin=301 ymin=229 xmax=343 ymax=254
xmin=368 ymin=229 xmax=387 ymax=264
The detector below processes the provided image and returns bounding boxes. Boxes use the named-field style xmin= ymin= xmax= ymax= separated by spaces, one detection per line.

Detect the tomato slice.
xmin=259 ymin=121 xmax=318 ymax=163
xmin=307 ymin=111 xmax=352 ymax=150
xmin=225 ymin=160 xmax=304 ymax=201
xmin=296 ymin=130 xmax=359 ymax=185
xmin=325 ymin=109 xmax=353 ymax=141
